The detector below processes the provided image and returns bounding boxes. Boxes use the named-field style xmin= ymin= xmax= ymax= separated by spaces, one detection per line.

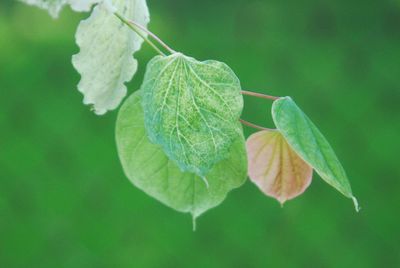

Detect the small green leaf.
xmin=19 ymin=0 xmax=99 ymax=18
xmin=141 ymin=53 xmax=244 ymax=177
xmin=246 ymin=130 xmax=313 ymax=205
xmin=72 ymin=0 xmax=149 ymax=115
xmin=272 ymin=97 xmax=359 ymax=211
xmin=116 ymin=90 xmax=247 ymax=219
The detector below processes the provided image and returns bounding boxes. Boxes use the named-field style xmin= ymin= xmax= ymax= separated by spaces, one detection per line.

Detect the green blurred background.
xmin=1 ymin=0 xmax=399 ymax=267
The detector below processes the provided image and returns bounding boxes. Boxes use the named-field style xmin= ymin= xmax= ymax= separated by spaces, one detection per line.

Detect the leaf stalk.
xmin=240 ymin=119 xmax=276 ymax=131
xmin=241 ymin=90 xmax=280 ymax=101
xmin=114 ymin=12 xmax=166 ymax=56
xmin=125 ymin=18 xmax=176 ymax=54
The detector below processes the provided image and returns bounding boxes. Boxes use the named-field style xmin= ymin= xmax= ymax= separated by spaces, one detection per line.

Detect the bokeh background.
xmin=1 ymin=0 xmax=399 ymax=267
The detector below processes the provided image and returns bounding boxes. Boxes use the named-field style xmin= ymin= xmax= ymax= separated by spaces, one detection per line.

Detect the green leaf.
xmin=246 ymin=130 xmax=313 ymax=205
xmin=19 ymin=0 xmax=99 ymax=18
xmin=116 ymin=90 xmax=247 ymax=219
xmin=272 ymin=97 xmax=359 ymax=211
xmin=72 ymin=0 xmax=149 ymax=115
xmin=141 ymin=53 xmax=244 ymax=177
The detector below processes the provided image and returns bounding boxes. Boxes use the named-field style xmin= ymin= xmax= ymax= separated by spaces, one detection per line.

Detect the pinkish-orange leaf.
xmin=246 ymin=130 xmax=313 ymax=205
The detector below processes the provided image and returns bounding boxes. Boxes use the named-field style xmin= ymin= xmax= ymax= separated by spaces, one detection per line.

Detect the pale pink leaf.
xmin=246 ymin=130 xmax=313 ymax=205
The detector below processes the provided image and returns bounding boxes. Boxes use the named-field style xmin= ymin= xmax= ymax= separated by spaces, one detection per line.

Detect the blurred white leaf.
xmin=72 ymin=0 xmax=150 ymax=115
xmin=20 ymin=0 xmax=99 ymax=18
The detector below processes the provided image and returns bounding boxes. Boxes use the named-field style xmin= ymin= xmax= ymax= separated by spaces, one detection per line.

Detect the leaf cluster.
xmin=18 ymin=0 xmax=359 ymax=227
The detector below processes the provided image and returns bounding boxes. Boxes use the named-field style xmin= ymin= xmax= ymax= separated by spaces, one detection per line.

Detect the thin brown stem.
xmin=239 ymin=119 xmax=276 ymax=131
xmin=126 ymin=19 xmax=176 ymax=54
xmin=241 ymin=90 xmax=280 ymax=101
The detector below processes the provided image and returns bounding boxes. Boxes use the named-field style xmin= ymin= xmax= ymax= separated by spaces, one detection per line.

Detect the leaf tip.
xmin=352 ymin=196 xmax=361 ymax=212
xmin=277 ymin=196 xmax=287 ymax=207
xmin=201 ymin=176 xmax=210 ymax=189
xmin=192 ymin=215 xmax=197 ymax=232
xmin=88 ymin=104 xmax=106 ymax=116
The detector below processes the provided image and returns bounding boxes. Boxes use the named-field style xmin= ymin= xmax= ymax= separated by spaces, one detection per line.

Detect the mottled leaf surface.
xmin=141 ymin=53 xmax=243 ymax=177
xmin=73 ymin=0 xmax=149 ymax=115
xmin=116 ymin=90 xmax=247 ymax=218
xmin=272 ymin=97 xmax=359 ymax=210
xmin=20 ymin=0 xmax=99 ymax=18
xmin=246 ymin=130 xmax=313 ymax=204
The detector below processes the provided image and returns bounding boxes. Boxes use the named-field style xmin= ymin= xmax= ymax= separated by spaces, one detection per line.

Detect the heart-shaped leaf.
xmin=247 ymin=130 xmax=313 ymax=205
xmin=116 ymin=90 xmax=247 ymax=219
xmin=141 ymin=53 xmax=244 ymax=177
xmin=272 ymin=97 xmax=359 ymax=210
